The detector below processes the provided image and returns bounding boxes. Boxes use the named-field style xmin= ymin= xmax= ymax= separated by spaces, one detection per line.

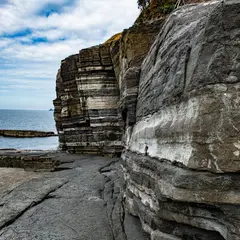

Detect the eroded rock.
xmin=128 ymin=0 xmax=240 ymax=173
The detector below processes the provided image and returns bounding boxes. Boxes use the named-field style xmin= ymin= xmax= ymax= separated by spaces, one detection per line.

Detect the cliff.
xmin=53 ymin=2 xmax=164 ymax=155
xmin=53 ymin=44 xmax=123 ymax=155
xmin=54 ymin=0 xmax=240 ymax=239
xmin=110 ymin=13 xmax=165 ymax=127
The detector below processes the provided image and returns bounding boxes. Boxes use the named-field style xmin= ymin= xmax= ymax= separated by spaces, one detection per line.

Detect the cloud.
xmin=0 ymin=0 xmax=140 ymax=110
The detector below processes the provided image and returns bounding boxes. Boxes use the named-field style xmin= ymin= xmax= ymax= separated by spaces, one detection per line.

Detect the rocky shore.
xmin=0 ymin=151 xmax=148 ymax=240
xmin=0 ymin=0 xmax=239 ymax=240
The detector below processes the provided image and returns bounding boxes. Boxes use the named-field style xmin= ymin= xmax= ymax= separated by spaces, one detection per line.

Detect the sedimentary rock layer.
xmin=123 ymin=1 xmax=240 ymax=239
xmin=53 ymin=45 xmax=123 ymax=155
xmin=53 ymin=2 xmax=166 ymax=154
xmin=123 ymin=151 xmax=240 ymax=240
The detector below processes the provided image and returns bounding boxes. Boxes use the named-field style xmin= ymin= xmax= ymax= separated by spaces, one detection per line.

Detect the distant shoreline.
xmin=0 ymin=109 xmax=53 ymax=111
xmin=0 ymin=130 xmax=57 ymax=138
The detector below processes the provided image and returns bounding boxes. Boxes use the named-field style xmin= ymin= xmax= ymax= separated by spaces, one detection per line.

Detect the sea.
xmin=0 ymin=109 xmax=58 ymax=150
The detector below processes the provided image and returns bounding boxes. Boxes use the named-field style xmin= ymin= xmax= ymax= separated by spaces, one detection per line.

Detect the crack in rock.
xmin=0 ymin=179 xmax=68 ymax=231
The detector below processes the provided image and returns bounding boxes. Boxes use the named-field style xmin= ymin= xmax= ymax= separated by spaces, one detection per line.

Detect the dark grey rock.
xmin=0 ymin=130 xmax=57 ymax=138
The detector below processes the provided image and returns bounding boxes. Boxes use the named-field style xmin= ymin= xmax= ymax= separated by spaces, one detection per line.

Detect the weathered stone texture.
xmin=123 ymin=1 xmax=240 ymax=240
xmin=54 ymin=45 xmax=123 ymax=155
xmin=128 ymin=0 xmax=240 ymax=173
xmin=54 ymin=4 xmax=165 ymax=154
xmin=0 ymin=156 xmax=149 ymax=240
xmin=123 ymin=151 xmax=240 ymax=240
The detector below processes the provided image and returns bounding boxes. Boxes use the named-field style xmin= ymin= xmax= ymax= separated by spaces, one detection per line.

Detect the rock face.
xmin=54 ymin=1 xmax=240 ymax=239
xmin=53 ymin=44 xmax=123 ymax=155
xmin=123 ymin=1 xmax=240 ymax=240
xmin=53 ymin=8 xmax=164 ymax=154
xmin=127 ymin=0 xmax=240 ymax=172
xmin=110 ymin=12 xmax=164 ymax=127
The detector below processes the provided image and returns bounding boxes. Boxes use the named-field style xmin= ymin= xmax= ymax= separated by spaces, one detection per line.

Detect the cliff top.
xmin=105 ymin=33 xmax=122 ymax=44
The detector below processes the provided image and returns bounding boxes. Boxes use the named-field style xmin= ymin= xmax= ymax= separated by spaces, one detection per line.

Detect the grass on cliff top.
xmin=135 ymin=0 xmax=175 ymax=24
xmin=104 ymin=33 xmax=122 ymax=44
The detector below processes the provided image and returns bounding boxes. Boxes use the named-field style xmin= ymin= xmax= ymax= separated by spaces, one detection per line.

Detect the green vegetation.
xmin=158 ymin=3 xmax=175 ymax=13
xmin=136 ymin=0 xmax=176 ymax=24
xmin=137 ymin=0 xmax=183 ymax=14
xmin=137 ymin=0 xmax=150 ymax=10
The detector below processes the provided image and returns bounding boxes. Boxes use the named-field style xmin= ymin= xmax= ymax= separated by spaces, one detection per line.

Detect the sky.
xmin=0 ymin=0 xmax=139 ymax=110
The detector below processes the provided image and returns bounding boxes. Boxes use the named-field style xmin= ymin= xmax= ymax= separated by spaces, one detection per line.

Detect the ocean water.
xmin=0 ymin=109 xmax=58 ymax=150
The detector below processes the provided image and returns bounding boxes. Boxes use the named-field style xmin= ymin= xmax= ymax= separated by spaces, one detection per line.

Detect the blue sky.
xmin=0 ymin=0 xmax=139 ymax=110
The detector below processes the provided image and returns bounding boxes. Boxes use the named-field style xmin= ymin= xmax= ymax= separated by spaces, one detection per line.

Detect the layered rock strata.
xmin=54 ymin=45 xmax=123 ymax=155
xmin=123 ymin=1 xmax=240 ymax=240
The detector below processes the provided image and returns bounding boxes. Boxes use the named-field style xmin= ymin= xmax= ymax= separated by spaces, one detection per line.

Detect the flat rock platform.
xmin=0 ymin=150 xmax=148 ymax=240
